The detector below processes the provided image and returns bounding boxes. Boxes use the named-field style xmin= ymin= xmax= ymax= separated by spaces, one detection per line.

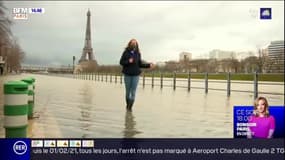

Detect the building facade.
xmin=179 ymin=52 xmax=192 ymax=62
xmin=209 ymin=49 xmax=236 ymax=60
xmin=266 ymin=40 xmax=284 ymax=73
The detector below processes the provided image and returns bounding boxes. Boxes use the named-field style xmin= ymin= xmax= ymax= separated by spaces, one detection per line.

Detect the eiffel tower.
xmin=76 ymin=9 xmax=97 ymax=73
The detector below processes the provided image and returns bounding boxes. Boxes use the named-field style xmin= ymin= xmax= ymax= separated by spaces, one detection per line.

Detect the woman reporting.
xmin=247 ymin=96 xmax=275 ymax=139
xmin=120 ymin=39 xmax=155 ymax=111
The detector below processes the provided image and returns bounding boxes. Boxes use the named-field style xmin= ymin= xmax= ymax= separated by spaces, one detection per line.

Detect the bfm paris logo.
xmin=12 ymin=8 xmax=45 ymax=20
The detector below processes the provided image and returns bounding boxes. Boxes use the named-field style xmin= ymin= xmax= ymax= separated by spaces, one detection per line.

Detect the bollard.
xmin=30 ymin=77 xmax=36 ymax=113
xmin=110 ymin=74 xmax=112 ymax=83
xmin=205 ymin=72 xmax=208 ymax=94
xmin=30 ymin=76 xmax=36 ymax=91
xmin=120 ymin=74 xmax=122 ymax=84
xmin=105 ymin=73 xmax=108 ymax=82
xmin=173 ymin=72 xmax=176 ymax=90
xmin=22 ymin=77 xmax=35 ymax=119
xmin=4 ymin=81 xmax=28 ymax=137
xmin=227 ymin=72 xmax=231 ymax=97
xmin=115 ymin=74 xmax=117 ymax=83
xmin=151 ymin=72 xmax=154 ymax=88
xmin=160 ymin=72 xmax=163 ymax=89
xmin=187 ymin=72 xmax=191 ymax=92
xmin=31 ymin=77 xmax=36 ymax=90
xmin=254 ymin=72 xmax=258 ymax=100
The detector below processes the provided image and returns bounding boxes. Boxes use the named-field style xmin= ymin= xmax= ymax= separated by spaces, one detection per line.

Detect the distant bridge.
xmin=21 ymin=65 xmax=74 ymax=74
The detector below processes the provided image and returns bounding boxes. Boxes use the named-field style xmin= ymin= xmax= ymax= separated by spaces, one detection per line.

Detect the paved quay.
xmin=0 ymin=74 xmax=284 ymax=138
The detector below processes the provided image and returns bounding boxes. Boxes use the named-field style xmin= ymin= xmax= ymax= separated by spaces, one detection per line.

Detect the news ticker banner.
xmin=233 ymin=106 xmax=285 ymax=138
xmin=0 ymin=138 xmax=284 ymax=160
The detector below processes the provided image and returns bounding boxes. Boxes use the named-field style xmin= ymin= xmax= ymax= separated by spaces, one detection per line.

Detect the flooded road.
xmin=0 ymin=74 xmax=284 ymax=138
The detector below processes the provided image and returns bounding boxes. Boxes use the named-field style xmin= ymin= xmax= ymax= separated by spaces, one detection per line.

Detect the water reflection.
xmin=0 ymin=74 xmax=283 ymax=138
xmin=225 ymin=97 xmax=231 ymax=110
xmin=202 ymin=94 xmax=208 ymax=110
xmin=123 ymin=111 xmax=141 ymax=138
xmin=78 ymin=83 xmax=93 ymax=138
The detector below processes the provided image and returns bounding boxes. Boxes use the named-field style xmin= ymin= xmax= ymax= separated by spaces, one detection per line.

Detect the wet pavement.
xmin=0 ymin=74 xmax=284 ymax=138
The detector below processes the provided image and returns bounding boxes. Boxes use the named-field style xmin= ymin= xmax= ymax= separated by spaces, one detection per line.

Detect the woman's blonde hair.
xmin=253 ymin=96 xmax=270 ymax=117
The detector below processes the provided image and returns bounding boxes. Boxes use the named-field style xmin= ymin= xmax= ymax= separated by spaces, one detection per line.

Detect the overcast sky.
xmin=3 ymin=1 xmax=284 ymax=66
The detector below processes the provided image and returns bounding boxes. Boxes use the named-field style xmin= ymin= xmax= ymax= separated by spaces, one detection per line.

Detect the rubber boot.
xmin=128 ymin=100 xmax=134 ymax=112
xmin=126 ymin=98 xmax=130 ymax=110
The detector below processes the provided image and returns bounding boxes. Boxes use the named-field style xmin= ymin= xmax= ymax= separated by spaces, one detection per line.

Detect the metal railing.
xmin=72 ymin=72 xmax=284 ymax=100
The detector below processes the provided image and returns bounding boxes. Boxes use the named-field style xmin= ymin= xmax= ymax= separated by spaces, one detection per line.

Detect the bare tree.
xmin=219 ymin=59 xmax=231 ymax=72
xmin=0 ymin=1 xmax=13 ymax=47
xmin=228 ymin=52 xmax=239 ymax=73
xmin=97 ymin=65 xmax=121 ymax=73
xmin=241 ymin=56 xmax=259 ymax=73
xmin=257 ymin=48 xmax=269 ymax=73
xmin=6 ymin=39 xmax=25 ymax=72
xmin=1 ymin=1 xmax=25 ymax=73
xmin=164 ymin=61 xmax=180 ymax=72
xmin=189 ymin=59 xmax=209 ymax=72
xmin=207 ymin=58 xmax=218 ymax=73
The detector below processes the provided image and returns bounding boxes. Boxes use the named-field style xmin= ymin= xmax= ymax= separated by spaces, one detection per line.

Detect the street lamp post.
xmin=73 ymin=56 xmax=76 ymax=72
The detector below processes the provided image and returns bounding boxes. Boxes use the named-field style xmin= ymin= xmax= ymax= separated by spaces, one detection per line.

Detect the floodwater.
xmin=0 ymin=74 xmax=284 ymax=138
